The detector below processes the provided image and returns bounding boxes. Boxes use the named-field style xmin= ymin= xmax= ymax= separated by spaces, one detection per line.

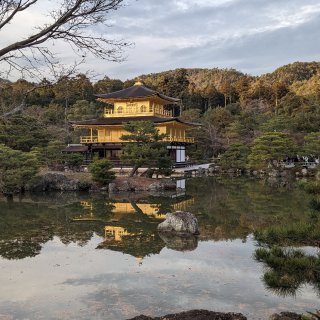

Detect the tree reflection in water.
xmin=0 ymin=191 xmax=195 ymax=260
xmin=254 ymin=247 xmax=320 ymax=297
xmin=0 ymin=177 xmax=314 ymax=262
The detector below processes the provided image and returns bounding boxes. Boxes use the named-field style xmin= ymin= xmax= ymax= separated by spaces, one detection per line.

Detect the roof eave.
xmin=95 ymin=94 xmax=180 ymax=105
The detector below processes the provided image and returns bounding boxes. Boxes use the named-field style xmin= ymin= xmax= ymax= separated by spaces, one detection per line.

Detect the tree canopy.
xmin=120 ymin=121 xmax=171 ymax=177
xmin=0 ymin=144 xmax=39 ymax=194
xmin=248 ymin=132 xmax=296 ymax=169
xmin=303 ymin=132 xmax=320 ymax=157
xmin=220 ymin=143 xmax=250 ymax=170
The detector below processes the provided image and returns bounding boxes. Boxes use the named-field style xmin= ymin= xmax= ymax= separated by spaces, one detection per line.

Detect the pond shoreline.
xmin=22 ymin=168 xmax=317 ymax=196
xmin=25 ymin=171 xmax=177 ymax=193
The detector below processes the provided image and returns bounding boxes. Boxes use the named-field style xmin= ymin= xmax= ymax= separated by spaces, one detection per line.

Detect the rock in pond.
xmin=157 ymin=211 xmax=199 ymax=235
xmin=158 ymin=232 xmax=198 ymax=251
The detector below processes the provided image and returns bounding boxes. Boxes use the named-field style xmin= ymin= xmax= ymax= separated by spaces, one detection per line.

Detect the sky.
xmin=1 ymin=0 xmax=320 ymax=80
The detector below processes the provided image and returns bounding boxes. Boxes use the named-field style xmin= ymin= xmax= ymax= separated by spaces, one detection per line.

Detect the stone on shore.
xmin=127 ymin=310 xmax=246 ymax=320
xmin=26 ymin=172 xmax=80 ymax=191
xmin=269 ymin=312 xmax=302 ymax=320
xmin=157 ymin=211 xmax=199 ymax=235
xmin=114 ymin=177 xmax=176 ymax=192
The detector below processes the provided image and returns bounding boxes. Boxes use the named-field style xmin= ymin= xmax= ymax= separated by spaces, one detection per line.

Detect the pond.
xmin=0 ymin=177 xmax=318 ymax=320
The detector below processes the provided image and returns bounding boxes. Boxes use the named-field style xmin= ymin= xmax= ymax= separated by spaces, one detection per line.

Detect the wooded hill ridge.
xmin=0 ymin=61 xmax=320 ymax=166
xmin=2 ymin=61 xmax=320 ymax=113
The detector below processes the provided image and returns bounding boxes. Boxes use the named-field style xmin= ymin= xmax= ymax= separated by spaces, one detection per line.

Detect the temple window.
xmin=117 ymin=106 xmax=123 ymax=113
xmin=140 ymin=105 xmax=147 ymax=112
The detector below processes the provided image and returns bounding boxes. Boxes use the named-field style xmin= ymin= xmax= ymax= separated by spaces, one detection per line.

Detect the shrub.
xmin=89 ymin=159 xmax=115 ymax=186
xmin=309 ymin=197 xmax=320 ymax=211
xmin=297 ymin=180 xmax=320 ymax=194
xmin=78 ymin=181 xmax=92 ymax=191
xmin=64 ymin=153 xmax=84 ymax=171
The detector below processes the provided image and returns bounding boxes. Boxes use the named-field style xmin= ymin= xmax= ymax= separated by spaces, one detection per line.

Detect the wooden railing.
xmin=80 ymin=136 xmax=194 ymax=144
xmin=104 ymin=106 xmax=173 ymax=118
xmin=164 ymin=136 xmax=194 ymax=143
xmin=80 ymin=136 xmax=98 ymax=143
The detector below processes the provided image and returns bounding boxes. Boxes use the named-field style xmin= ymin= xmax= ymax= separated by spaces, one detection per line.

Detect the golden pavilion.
xmin=71 ymin=81 xmax=196 ymax=164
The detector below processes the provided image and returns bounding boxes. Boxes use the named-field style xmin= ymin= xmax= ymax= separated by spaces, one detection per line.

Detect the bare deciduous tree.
xmin=205 ymin=123 xmax=226 ymax=157
xmin=0 ymin=0 xmax=128 ymax=78
xmin=0 ymin=0 xmax=129 ymax=117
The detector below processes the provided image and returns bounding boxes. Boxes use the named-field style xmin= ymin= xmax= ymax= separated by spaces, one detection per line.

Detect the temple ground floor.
xmin=64 ymin=143 xmax=189 ymax=165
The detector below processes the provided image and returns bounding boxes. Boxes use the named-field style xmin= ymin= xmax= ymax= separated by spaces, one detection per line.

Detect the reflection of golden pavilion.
xmin=172 ymin=198 xmax=194 ymax=211
xmin=105 ymin=226 xmax=132 ymax=241
xmin=102 ymin=226 xmax=154 ymax=266
xmin=72 ymin=201 xmax=97 ymax=221
xmin=112 ymin=203 xmax=166 ymax=219
xmin=76 ymin=197 xmax=195 ymax=222
xmin=111 ymin=198 xmax=195 ymax=218
xmin=80 ymin=201 xmax=93 ymax=210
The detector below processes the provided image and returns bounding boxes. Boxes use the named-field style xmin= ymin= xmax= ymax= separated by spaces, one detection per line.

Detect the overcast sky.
xmin=2 ymin=0 xmax=320 ymax=80
xmin=97 ymin=0 xmax=320 ymax=79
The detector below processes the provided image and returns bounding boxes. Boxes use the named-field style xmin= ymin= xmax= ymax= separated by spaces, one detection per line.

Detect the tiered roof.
xmin=72 ymin=116 xmax=197 ymax=127
xmin=95 ymin=81 xmax=180 ymax=104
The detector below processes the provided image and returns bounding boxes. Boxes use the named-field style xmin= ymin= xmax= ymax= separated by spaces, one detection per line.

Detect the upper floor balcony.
xmin=80 ymin=135 xmax=194 ymax=144
xmin=104 ymin=104 xmax=173 ymax=118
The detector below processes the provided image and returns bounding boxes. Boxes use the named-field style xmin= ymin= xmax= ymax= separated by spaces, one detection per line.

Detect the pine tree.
xmin=120 ymin=121 xmax=172 ymax=177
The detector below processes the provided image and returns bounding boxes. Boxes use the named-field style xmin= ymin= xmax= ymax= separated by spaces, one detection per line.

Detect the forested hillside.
xmin=0 ymin=61 xmax=320 ymax=168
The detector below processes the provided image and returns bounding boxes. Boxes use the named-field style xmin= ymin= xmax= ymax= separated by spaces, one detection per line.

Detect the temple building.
xmin=70 ymin=81 xmax=197 ymax=164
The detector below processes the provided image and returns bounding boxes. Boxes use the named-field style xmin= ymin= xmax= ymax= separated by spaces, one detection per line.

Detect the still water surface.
xmin=0 ymin=177 xmax=318 ymax=319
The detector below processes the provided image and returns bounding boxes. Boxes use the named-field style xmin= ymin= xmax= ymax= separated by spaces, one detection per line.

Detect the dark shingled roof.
xmin=71 ymin=116 xmax=198 ymax=126
xmin=95 ymin=84 xmax=180 ymax=104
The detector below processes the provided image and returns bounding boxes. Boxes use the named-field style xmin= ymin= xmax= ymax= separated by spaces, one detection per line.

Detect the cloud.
xmin=91 ymin=0 xmax=320 ymax=79
xmin=1 ymin=0 xmax=320 ymax=80
xmin=165 ymin=8 xmax=320 ymax=75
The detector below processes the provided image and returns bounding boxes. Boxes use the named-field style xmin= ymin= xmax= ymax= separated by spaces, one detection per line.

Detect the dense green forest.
xmin=0 ymin=61 xmax=320 ymax=171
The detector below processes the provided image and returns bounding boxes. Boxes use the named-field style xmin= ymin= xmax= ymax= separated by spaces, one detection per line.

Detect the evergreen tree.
xmin=93 ymin=77 xmax=123 ymax=94
xmin=248 ymin=132 xmax=296 ymax=169
xmin=120 ymin=121 xmax=171 ymax=177
xmin=67 ymin=100 xmax=103 ymax=121
xmin=0 ymin=144 xmax=39 ymax=194
xmin=220 ymin=143 xmax=250 ymax=170
xmin=303 ymin=132 xmax=320 ymax=156
xmin=42 ymin=140 xmax=66 ymax=169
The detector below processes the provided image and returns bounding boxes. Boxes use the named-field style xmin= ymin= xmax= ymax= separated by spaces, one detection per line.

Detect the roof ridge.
xmin=94 ymin=83 xmax=179 ymax=103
